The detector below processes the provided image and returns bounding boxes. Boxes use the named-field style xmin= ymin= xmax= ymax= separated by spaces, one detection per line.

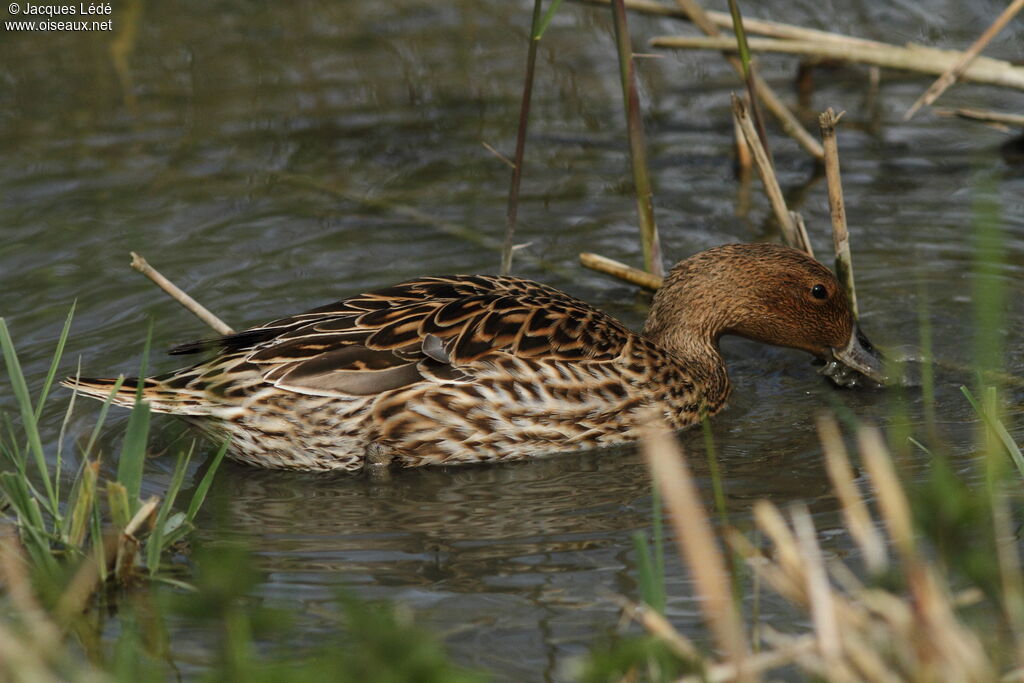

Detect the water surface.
xmin=2 ymin=0 xmax=1023 ymax=679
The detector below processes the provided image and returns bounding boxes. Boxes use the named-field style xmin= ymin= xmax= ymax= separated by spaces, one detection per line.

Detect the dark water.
xmin=2 ymin=0 xmax=1023 ymax=679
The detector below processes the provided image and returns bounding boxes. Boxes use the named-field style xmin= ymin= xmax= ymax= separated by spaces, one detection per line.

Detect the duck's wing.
xmin=168 ymin=275 xmax=635 ymax=398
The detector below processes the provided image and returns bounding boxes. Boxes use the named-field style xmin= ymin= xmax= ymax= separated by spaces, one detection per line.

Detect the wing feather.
xmin=168 ymin=275 xmax=634 ymax=398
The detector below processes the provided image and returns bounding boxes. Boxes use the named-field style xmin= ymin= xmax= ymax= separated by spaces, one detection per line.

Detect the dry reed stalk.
xmin=114 ymin=496 xmax=159 ymax=580
xmin=789 ymin=211 xmax=814 ymax=259
xmin=611 ymin=0 xmax=664 ymax=278
xmin=500 ymin=0 xmax=544 ymax=276
xmin=992 ymin=493 xmax=1024 ymax=663
xmin=582 ymin=0 xmax=887 ymax=48
xmin=818 ymin=109 xmax=859 ymax=320
xmin=682 ymin=634 xmax=816 ymax=683
xmin=733 ymin=116 xmax=751 ymax=175
xmin=791 ymin=505 xmax=845 ymax=676
xmin=816 ymin=414 xmax=887 ymax=574
xmin=935 ymin=107 xmax=1024 ymax=130
xmin=731 ymin=95 xmax=807 ymax=255
xmin=670 ymin=0 xmax=823 ymax=160
xmin=904 ymin=0 xmax=1024 ymax=120
xmin=578 ymin=252 xmax=664 ymax=290
xmin=650 ymin=35 xmax=1024 ymax=91
xmin=129 ymin=252 xmax=235 ymax=336
xmin=640 ymin=419 xmax=751 ymax=680
xmin=856 ymin=425 xmax=915 ymax=563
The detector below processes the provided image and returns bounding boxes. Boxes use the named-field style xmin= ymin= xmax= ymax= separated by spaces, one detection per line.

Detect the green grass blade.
xmin=91 ymin=501 xmax=107 ymax=584
xmin=961 ymin=386 xmax=1024 ymax=479
xmin=0 ymin=471 xmax=47 ymax=531
xmin=186 ymin=441 xmax=228 ymax=522
xmin=33 ymin=302 xmax=76 ymax=420
xmin=726 ymin=0 xmax=752 ymax=77
xmin=107 ymin=481 xmax=132 ymax=531
xmin=0 ymin=318 xmax=58 ymax=510
xmin=66 ymin=460 xmax=100 ymax=547
xmin=536 ymin=0 xmax=564 ymax=39
xmin=117 ymin=400 xmax=150 ymax=505
xmin=82 ymin=375 xmax=127 ymax=458
xmin=632 ymin=531 xmax=664 ymax=612
xmin=117 ymin=323 xmax=154 ymax=503
xmin=0 ymin=473 xmax=60 ymax=579
xmin=147 ymin=444 xmax=193 ymax=574
xmin=651 ymin=485 xmax=665 ymax=609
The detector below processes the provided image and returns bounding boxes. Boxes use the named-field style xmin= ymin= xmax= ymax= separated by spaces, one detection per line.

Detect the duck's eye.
xmin=811 ymin=284 xmax=828 ymax=300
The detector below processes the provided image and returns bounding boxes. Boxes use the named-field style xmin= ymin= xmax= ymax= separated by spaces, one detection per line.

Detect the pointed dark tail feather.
xmin=61 ymin=376 xmax=146 ymax=409
xmin=62 ymin=375 xmax=217 ymax=417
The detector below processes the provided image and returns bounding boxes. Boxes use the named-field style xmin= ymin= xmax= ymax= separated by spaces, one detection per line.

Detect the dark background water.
xmin=2 ymin=0 xmax=1023 ymax=679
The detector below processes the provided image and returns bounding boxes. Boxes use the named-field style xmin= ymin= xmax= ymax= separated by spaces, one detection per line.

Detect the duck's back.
xmin=69 ymin=275 xmax=711 ymax=470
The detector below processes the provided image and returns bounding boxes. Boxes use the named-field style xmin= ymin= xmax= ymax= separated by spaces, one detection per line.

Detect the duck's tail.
xmin=61 ymin=375 xmax=214 ymax=416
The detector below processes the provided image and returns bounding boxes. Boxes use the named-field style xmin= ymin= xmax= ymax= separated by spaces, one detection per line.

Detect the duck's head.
xmin=643 ymin=243 xmax=886 ymax=387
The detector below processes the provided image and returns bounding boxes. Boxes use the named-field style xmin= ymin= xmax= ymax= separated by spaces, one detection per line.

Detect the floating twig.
xmin=579 ymin=252 xmax=663 ymax=290
xmin=129 ymin=252 xmax=235 ymax=336
xmin=904 ymin=0 xmax=1024 ymax=120
xmin=611 ymin=0 xmax=664 ymax=277
xmin=818 ymin=108 xmax=858 ymax=320
xmin=731 ymin=95 xmax=810 ymax=256
xmin=650 ymin=35 xmax=1024 ymax=91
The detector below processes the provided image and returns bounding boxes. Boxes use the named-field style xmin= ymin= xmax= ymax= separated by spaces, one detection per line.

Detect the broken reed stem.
xmin=578 ymin=252 xmax=663 ymax=290
xmin=818 ymin=108 xmax=858 ymax=320
xmin=640 ymin=419 xmax=751 ymax=680
xmin=650 ymin=35 xmax=1024 ymax=91
xmin=904 ymin=0 xmax=1024 ymax=120
xmin=611 ymin=0 xmax=664 ymax=278
xmin=129 ymin=253 xmax=235 ymax=336
xmin=582 ymin=0 xmax=886 ymax=49
xmin=671 ymin=0 xmax=823 ymax=159
xmin=617 ymin=598 xmax=702 ymax=661
xmin=500 ymin=0 xmax=545 ymax=276
xmin=731 ymin=95 xmax=808 ymax=255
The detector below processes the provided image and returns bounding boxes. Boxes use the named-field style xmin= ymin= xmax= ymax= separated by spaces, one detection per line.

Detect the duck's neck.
xmin=641 ymin=312 xmax=732 ymax=416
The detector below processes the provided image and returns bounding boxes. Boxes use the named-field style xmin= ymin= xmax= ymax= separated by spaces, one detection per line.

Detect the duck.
xmin=64 ymin=243 xmax=885 ymax=472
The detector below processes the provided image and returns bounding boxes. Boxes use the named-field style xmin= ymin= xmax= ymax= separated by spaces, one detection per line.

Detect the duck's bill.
xmin=820 ymin=325 xmax=888 ymax=388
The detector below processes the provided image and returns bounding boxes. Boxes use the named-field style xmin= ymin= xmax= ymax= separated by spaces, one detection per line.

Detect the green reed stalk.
xmin=702 ymin=417 xmax=743 ymax=604
xmin=726 ymin=0 xmax=771 ymax=160
xmin=500 ymin=0 xmax=564 ymax=275
xmin=610 ymin=0 xmax=663 ymax=277
xmin=916 ymin=276 xmax=937 ymax=440
xmin=631 ymin=486 xmax=666 ymax=612
xmin=117 ymin=321 xmax=154 ymax=507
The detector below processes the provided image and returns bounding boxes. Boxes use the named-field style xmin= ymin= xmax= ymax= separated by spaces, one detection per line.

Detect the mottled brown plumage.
xmin=63 ymin=244 xmax=884 ymax=472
